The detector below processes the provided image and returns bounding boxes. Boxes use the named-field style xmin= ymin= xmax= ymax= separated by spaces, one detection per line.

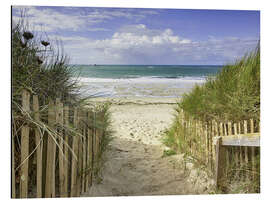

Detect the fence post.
xmin=71 ymin=107 xmax=78 ymax=197
xmin=224 ymin=123 xmax=230 ymax=177
xmin=215 ymin=137 xmax=226 ymax=191
xmin=33 ymin=95 xmax=43 ymax=198
xmin=63 ymin=106 xmax=69 ymax=197
xmin=45 ymin=99 xmax=56 ymax=198
xmin=20 ymin=89 xmax=30 ymax=198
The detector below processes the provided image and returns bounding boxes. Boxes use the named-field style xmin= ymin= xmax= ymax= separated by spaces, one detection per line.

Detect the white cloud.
xmin=14 ymin=8 xmax=257 ymax=65
xmin=46 ymin=24 xmax=258 ymax=64
xmin=92 ymin=25 xmax=191 ymax=51
xmin=47 ymin=24 xmax=192 ymax=64
xmin=12 ymin=6 xmax=159 ymax=33
xmin=87 ymin=28 xmax=110 ymax=32
xmin=12 ymin=7 xmax=88 ymax=31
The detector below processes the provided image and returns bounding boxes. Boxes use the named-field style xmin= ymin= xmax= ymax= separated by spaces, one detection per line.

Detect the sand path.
xmin=82 ymin=100 xmax=212 ymax=196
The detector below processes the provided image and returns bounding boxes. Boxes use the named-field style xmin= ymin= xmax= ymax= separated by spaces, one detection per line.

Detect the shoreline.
xmin=78 ymin=76 xmax=204 ymax=99
xmin=87 ymin=96 xmax=180 ymax=105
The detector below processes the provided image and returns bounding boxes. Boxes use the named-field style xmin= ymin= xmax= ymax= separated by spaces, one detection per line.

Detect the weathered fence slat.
xmin=45 ymin=99 xmax=56 ymax=198
xmin=243 ymin=121 xmax=249 ymax=170
xmin=94 ymin=112 xmax=99 ymax=160
xmin=63 ymin=106 xmax=69 ymax=197
xmin=56 ymin=99 xmax=65 ymax=197
xmin=224 ymin=123 xmax=229 ymax=176
xmin=71 ymin=108 xmax=78 ymax=197
xmin=204 ymin=124 xmax=209 ymax=165
xmin=12 ymin=133 xmax=16 ymax=198
xmin=219 ymin=123 xmax=223 ymax=137
xmin=85 ymin=112 xmax=89 ymax=190
xmin=213 ymin=121 xmax=218 ymax=166
xmin=210 ymin=121 xmax=215 ymax=170
xmin=199 ymin=121 xmax=203 ymax=161
xmin=77 ymin=110 xmax=83 ymax=196
xmin=88 ymin=111 xmax=93 ymax=188
xmin=33 ymin=95 xmax=43 ymax=198
xmin=228 ymin=122 xmax=232 ymax=136
xmin=82 ymin=112 xmax=87 ymax=193
xmin=238 ymin=122 xmax=244 ymax=179
xmin=20 ymin=89 xmax=30 ymax=198
xmin=13 ymin=89 xmax=105 ymax=198
xmin=250 ymin=119 xmax=256 ymax=180
xmin=233 ymin=123 xmax=240 ymax=177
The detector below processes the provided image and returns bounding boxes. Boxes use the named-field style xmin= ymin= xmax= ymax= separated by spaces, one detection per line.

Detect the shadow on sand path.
xmin=82 ymin=103 xmax=214 ymax=197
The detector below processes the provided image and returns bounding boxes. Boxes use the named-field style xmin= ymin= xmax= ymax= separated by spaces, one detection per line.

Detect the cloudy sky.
xmin=12 ymin=6 xmax=260 ymax=65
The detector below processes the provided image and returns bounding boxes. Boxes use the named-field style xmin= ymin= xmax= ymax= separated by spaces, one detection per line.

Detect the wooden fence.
xmin=12 ymin=89 xmax=105 ymax=198
xmin=214 ymin=133 xmax=260 ymax=190
xmin=177 ymin=110 xmax=260 ymax=190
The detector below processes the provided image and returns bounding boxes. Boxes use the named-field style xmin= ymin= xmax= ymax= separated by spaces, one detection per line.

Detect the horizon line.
xmin=68 ymin=64 xmax=223 ymax=66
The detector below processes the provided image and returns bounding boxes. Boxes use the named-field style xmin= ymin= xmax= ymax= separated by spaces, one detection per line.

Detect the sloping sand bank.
xmin=82 ymin=98 xmax=214 ymax=196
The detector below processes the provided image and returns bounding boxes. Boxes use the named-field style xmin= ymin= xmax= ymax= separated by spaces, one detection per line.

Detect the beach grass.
xmin=12 ymin=13 xmax=113 ymax=197
xmin=163 ymin=45 xmax=260 ymax=193
xmin=179 ymin=45 xmax=260 ymax=123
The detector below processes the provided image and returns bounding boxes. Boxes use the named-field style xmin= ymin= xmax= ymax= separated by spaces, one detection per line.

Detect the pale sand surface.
xmin=82 ymin=97 xmax=214 ymax=196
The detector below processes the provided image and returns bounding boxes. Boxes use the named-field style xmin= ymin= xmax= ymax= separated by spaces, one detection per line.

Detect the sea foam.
xmin=75 ymin=76 xmax=206 ymax=84
xmin=73 ymin=76 xmax=206 ymax=98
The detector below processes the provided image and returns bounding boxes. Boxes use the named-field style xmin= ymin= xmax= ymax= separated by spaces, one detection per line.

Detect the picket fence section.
xmin=178 ymin=110 xmax=260 ymax=188
xmin=12 ymin=89 xmax=104 ymax=198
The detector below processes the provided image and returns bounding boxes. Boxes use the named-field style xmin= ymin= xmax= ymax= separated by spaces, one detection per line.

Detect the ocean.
xmin=71 ymin=65 xmax=221 ymax=98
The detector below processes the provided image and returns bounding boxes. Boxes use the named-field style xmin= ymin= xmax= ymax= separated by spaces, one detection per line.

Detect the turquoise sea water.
xmin=70 ymin=65 xmax=222 ymax=98
xmin=72 ymin=64 xmax=221 ymax=79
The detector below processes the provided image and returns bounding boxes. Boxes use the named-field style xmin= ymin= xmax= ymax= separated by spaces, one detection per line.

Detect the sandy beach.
xmin=82 ymin=97 xmax=214 ymax=196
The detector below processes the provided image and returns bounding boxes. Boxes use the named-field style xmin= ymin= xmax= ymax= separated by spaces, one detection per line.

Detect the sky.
xmin=12 ymin=6 xmax=260 ymax=65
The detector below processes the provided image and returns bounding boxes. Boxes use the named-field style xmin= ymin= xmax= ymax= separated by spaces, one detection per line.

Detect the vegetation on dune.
xmin=12 ymin=13 xmax=112 ymax=197
xmin=163 ymin=45 xmax=260 ymax=194
xmin=179 ymin=45 xmax=260 ymax=123
xmin=12 ymin=16 xmax=80 ymax=104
